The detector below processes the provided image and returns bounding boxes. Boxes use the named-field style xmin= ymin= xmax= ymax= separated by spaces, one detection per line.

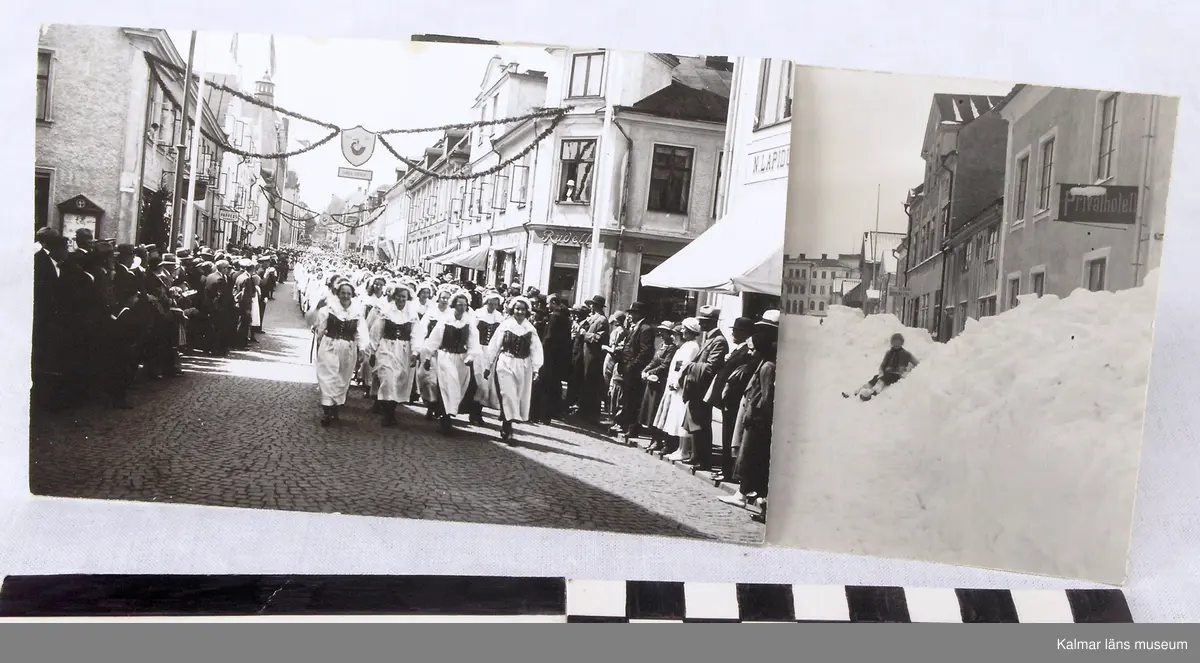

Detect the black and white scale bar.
xmin=0 ymin=576 xmax=1132 ymax=623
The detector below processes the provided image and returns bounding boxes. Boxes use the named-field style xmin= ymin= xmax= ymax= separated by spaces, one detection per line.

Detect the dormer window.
xmin=568 ymin=52 xmax=604 ymax=98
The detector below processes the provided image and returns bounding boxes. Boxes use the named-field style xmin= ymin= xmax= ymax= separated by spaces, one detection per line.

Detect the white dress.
xmin=424 ymin=313 xmax=481 ymax=417
xmin=358 ymin=294 xmax=383 ymax=393
xmin=314 ymin=299 xmax=369 ymax=407
xmin=655 ymin=339 xmax=699 ymax=435
xmin=369 ymin=300 xmax=419 ymax=403
xmin=415 ymin=305 xmax=449 ymax=403
xmin=486 ymin=317 xmax=544 ymax=423
xmin=472 ymin=306 xmax=506 ymax=409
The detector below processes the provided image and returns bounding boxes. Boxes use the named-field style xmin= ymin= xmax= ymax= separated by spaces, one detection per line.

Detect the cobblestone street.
xmin=30 ymin=282 xmax=764 ymax=545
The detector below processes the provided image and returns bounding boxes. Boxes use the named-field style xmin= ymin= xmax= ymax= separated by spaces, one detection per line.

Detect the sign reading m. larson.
xmin=1058 ymin=184 xmax=1139 ymax=224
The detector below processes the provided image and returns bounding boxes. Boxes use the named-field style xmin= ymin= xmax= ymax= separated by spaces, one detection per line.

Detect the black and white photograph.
xmin=29 ymin=26 xmax=787 ymax=545
xmin=767 ymin=65 xmax=1179 ymax=582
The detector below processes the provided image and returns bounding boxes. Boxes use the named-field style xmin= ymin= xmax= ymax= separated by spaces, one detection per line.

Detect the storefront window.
xmin=548 ymin=245 xmax=581 ymax=303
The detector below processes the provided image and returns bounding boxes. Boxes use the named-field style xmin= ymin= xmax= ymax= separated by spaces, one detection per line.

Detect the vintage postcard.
xmin=766 ymin=64 xmax=1178 ymax=583
xmin=30 ymin=27 xmax=786 ymax=545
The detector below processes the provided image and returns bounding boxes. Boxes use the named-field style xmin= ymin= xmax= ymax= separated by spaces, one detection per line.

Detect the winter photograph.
xmin=29 ymin=27 xmax=786 ymax=545
xmin=765 ymin=65 xmax=1178 ymax=583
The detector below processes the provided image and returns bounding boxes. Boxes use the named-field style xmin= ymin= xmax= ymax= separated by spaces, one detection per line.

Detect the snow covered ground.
xmin=766 ymin=272 xmax=1160 ymax=583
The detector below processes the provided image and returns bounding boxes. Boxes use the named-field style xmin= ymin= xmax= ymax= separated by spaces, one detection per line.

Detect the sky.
xmin=165 ymin=30 xmax=552 ymax=210
xmin=785 ymin=66 xmax=1013 ymax=256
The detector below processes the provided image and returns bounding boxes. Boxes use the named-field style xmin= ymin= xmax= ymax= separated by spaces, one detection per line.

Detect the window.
xmin=1031 ymin=270 xmax=1046 ymax=297
xmin=557 ymin=139 xmax=596 ymax=204
xmin=1037 ymin=137 xmax=1055 ymax=212
xmin=1096 ymin=94 xmax=1119 ymax=181
xmin=821 ymin=271 xmax=827 ymax=279
xmin=798 ymin=301 xmax=805 ymax=314
xmin=978 ymin=296 xmax=997 ymax=317
xmin=801 ymin=269 xmax=806 ymax=278
xmin=1014 ymin=153 xmax=1029 ymax=222
xmin=511 ymin=156 xmax=530 ymax=206
xmin=819 ymin=285 xmax=825 ymax=295
xmin=568 ymin=52 xmax=604 ymax=98
xmin=1007 ymin=275 xmax=1021 ymax=309
xmin=1085 ymin=258 xmax=1107 ymax=292
xmin=548 ymin=245 xmax=582 ymax=302
xmin=36 ymin=50 xmax=53 ymax=121
xmin=809 ymin=301 xmax=815 ymax=312
xmin=35 ymin=169 xmax=52 ymax=231
xmin=941 ymin=201 xmax=951 ymax=237
xmin=818 ymin=301 xmax=825 ymax=311
xmin=489 ymin=96 xmax=500 ymax=137
xmin=986 ymin=227 xmax=998 ymax=260
xmin=754 ymin=59 xmax=793 ymax=128
xmin=647 ymin=144 xmax=694 ymax=214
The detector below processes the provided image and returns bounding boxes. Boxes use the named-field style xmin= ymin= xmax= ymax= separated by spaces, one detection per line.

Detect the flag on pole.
xmin=230 ymin=33 xmax=239 ymax=65
xmin=269 ymin=34 xmax=277 ymax=78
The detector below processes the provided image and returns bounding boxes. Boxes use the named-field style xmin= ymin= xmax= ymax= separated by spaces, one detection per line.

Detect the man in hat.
xmin=705 ymin=316 xmax=759 ymax=482
xmin=721 ymin=310 xmax=779 ymax=509
xmin=203 ymin=259 xmax=233 ymax=356
xmin=575 ymin=294 xmax=610 ymax=423
xmin=613 ymin=301 xmax=656 ymax=438
xmin=69 ymin=228 xmax=94 ymax=266
xmin=233 ymin=259 xmax=259 ymax=348
xmin=679 ymin=305 xmax=729 ymax=470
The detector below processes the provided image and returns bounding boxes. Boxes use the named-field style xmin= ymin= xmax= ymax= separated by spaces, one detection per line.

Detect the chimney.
xmin=821 ymin=253 xmax=828 ymax=260
xmin=254 ymin=75 xmax=276 ymax=108
xmin=704 ymin=55 xmax=730 ymax=70
xmin=799 ymin=253 xmax=806 ymax=260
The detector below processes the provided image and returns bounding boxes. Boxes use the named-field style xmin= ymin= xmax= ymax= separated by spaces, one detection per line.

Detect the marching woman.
xmin=656 ymin=318 xmax=701 ymax=460
xmin=483 ymin=296 xmax=544 ymax=445
xmin=368 ymin=282 xmax=420 ymax=428
xmin=358 ymin=275 xmax=388 ymax=405
xmin=424 ymin=290 xmax=481 ymax=435
xmin=467 ymin=291 xmax=505 ymax=425
xmin=313 ymin=280 xmax=370 ymax=427
xmin=416 ymin=284 xmax=453 ymax=419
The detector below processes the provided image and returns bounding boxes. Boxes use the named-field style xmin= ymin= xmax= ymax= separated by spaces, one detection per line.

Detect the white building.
xmin=642 ymin=56 xmax=792 ymax=329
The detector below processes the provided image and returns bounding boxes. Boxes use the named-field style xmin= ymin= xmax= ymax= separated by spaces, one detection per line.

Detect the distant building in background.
xmin=994 ymin=85 xmax=1178 ymax=309
xmin=396 ymin=131 xmax=471 ymax=269
xmin=783 ymin=253 xmax=860 ymax=316
xmin=35 ymin=26 xmax=226 ymax=247
xmin=851 ymin=231 xmax=906 ymax=316
xmin=441 ymin=57 xmax=548 ymax=284
xmin=899 ymin=92 xmax=1006 ymax=340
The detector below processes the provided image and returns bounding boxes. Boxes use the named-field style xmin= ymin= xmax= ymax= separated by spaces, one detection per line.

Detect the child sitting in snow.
xmin=844 ymin=333 xmax=919 ymax=401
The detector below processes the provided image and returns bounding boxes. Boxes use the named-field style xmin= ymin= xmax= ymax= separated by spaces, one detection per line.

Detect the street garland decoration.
xmin=256 ymin=183 xmax=378 ymax=231
xmin=144 ymin=52 xmax=573 ymax=181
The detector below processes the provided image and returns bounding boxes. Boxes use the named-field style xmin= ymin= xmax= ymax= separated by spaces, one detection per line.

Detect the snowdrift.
xmin=768 ymin=272 xmax=1160 ymax=581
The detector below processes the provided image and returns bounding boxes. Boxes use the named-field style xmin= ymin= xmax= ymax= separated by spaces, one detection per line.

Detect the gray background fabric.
xmin=1 ymin=0 xmax=1197 ymax=624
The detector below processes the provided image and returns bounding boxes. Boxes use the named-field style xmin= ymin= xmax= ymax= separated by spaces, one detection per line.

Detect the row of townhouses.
xmin=896 ymin=86 xmax=1178 ymax=341
xmin=35 ymin=25 xmax=299 ymax=251
xmin=358 ymin=49 xmax=793 ymax=324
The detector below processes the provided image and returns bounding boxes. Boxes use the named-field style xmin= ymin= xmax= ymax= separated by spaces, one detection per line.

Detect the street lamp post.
xmin=169 ymin=31 xmax=198 ymax=252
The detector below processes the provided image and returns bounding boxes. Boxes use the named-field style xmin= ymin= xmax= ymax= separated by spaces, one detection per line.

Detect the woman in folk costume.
xmin=357 ymin=275 xmax=388 ymax=402
xmin=656 ymin=318 xmax=701 ymax=461
xmin=413 ymin=282 xmax=434 ymax=318
xmin=415 ymin=285 xmax=453 ymax=419
xmin=423 ymin=290 xmax=482 ymax=434
xmin=467 ymin=291 xmax=505 ymax=424
xmin=368 ymin=282 xmax=420 ymax=428
xmin=313 ymin=280 xmax=370 ymax=427
xmin=482 ymin=296 xmax=544 ymax=444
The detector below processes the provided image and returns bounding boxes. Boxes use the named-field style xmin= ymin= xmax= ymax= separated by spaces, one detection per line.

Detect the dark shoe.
xmin=470 ymin=412 xmax=485 ymax=426
xmin=320 ymin=407 xmax=333 ymax=427
xmin=439 ymin=415 xmax=453 ymax=434
xmin=332 ymin=405 xmax=340 ymax=421
xmin=425 ymin=407 xmax=436 ymax=420
xmin=371 ymin=400 xmax=383 ymax=414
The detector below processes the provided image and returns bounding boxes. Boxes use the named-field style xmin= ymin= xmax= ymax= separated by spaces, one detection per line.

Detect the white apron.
xmin=486 ymin=317 xmax=545 ymax=423
xmin=424 ymin=314 xmax=481 ymax=416
xmin=370 ymin=301 xmax=419 ymax=403
xmin=314 ymin=300 xmax=368 ymax=406
xmin=416 ymin=306 xmax=448 ymax=403
xmin=472 ymin=307 xmax=505 ymax=410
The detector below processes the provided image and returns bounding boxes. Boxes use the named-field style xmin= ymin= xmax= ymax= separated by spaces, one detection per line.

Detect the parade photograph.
xmin=764 ymin=65 xmax=1179 ymax=583
xmin=29 ymin=26 xmax=787 ymax=545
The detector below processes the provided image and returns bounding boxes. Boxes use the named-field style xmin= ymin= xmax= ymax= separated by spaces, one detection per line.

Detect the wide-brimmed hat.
xmin=159 ymin=253 xmax=179 ymax=266
xmin=697 ymin=305 xmax=721 ymax=320
xmin=732 ymin=316 xmax=755 ymax=333
xmin=590 ymin=295 xmax=607 ymax=308
xmin=656 ymin=320 xmax=675 ymax=332
xmin=755 ymin=310 xmax=781 ymax=329
xmin=681 ymin=317 xmax=701 ymax=333
xmin=627 ymin=302 xmax=645 ymax=315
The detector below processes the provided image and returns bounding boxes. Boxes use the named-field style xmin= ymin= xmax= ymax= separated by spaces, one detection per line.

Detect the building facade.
xmin=781 ymin=253 xmax=860 ymax=316
xmin=507 ymin=48 xmax=731 ymax=315
xmin=899 ymin=93 xmax=1005 ymax=339
xmin=397 ymin=131 xmax=471 ymax=267
xmin=35 ymin=26 xmax=226 ymax=247
xmin=995 ymin=86 xmax=1177 ymax=307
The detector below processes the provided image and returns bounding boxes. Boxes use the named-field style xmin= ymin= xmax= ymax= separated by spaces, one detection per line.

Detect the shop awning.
xmin=431 ymin=245 xmax=472 ymax=265
xmin=640 ymin=205 xmax=783 ymax=295
xmin=441 ymin=245 xmax=489 ymax=270
xmin=421 ymin=245 xmax=458 ymax=261
xmin=730 ymin=247 xmax=783 ymax=296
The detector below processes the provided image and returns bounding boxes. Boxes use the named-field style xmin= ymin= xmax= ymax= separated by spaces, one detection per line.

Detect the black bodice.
xmin=382 ymin=320 xmax=413 ymax=341
xmin=500 ymin=330 xmax=533 ymax=359
xmin=477 ymin=320 xmax=501 ymax=345
xmin=439 ymin=324 xmax=469 ymax=354
xmin=325 ymin=315 xmax=358 ymax=341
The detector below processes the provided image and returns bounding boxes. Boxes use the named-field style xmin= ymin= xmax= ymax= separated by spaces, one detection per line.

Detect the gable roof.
xmin=620 ymin=80 xmax=729 ymax=123
xmin=921 ymin=93 xmax=1006 ymax=158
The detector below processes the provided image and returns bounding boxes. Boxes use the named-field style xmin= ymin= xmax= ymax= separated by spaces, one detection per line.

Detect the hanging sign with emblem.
xmin=340 ymin=126 xmax=377 ymax=167
xmin=56 ymin=194 xmax=106 ymax=251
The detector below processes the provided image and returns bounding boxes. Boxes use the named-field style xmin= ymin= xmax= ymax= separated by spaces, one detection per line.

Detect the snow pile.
xmin=770 ymin=272 xmax=1160 ymax=580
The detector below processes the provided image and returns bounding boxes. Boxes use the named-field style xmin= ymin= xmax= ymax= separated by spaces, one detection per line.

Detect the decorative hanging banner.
xmin=341 ymin=126 xmax=377 ymax=167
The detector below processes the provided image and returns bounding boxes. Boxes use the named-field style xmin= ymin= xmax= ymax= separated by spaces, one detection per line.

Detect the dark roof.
xmin=620 ymin=80 xmax=728 ymax=123
xmin=672 ymin=56 xmax=733 ymax=98
xmin=990 ymin=84 xmax=1027 ymax=114
xmin=933 ymin=94 xmax=1007 ymax=124
xmin=410 ymin=34 xmax=500 ymax=45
